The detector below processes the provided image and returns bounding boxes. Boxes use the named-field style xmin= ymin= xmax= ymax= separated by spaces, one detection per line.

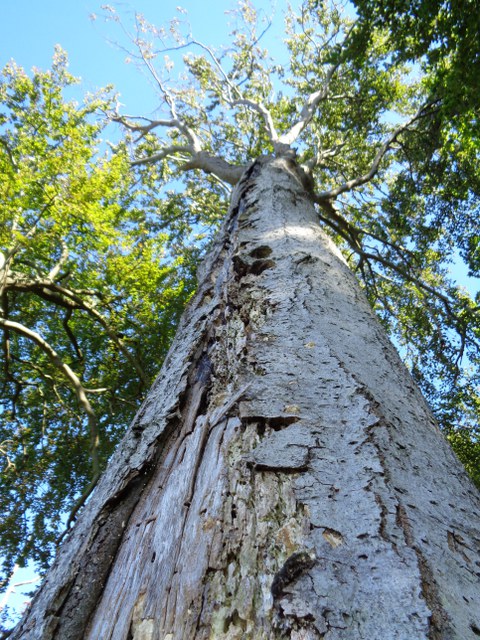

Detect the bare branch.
xmin=181 ymin=152 xmax=249 ymax=185
xmin=117 ymin=112 xmax=247 ymax=182
xmin=136 ymin=38 xmax=179 ymax=120
xmin=0 ymin=564 xmax=40 ymax=614
xmin=115 ymin=110 xmax=202 ymax=155
xmin=130 ymin=145 xmax=192 ymax=167
xmin=279 ymin=66 xmax=340 ymax=147
xmin=231 ymin=98 xmax=279 ymax=146
xmin=113 ymin=114 xmax=182 ymax=135
xmin=189 ymin=38 xmax=242 ymax=102
xmin=47 ymin=239 xmax=69 ymax=280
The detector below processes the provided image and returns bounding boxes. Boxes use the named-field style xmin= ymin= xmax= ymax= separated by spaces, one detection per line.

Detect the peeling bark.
xmin=11 ymin=156 xmax=480 ymax=640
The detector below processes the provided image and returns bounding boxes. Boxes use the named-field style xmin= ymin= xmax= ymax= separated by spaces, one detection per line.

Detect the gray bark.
xmin=11 ymin=156 xmax=480 ymax=640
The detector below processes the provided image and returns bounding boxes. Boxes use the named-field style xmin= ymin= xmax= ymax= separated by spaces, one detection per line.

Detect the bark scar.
xmin=271 ymin=550 xmax=316 ymax=599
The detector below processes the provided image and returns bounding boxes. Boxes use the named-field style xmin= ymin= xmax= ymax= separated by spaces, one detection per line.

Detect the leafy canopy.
xmin=0 ymin=47 xmax=200 ymax=599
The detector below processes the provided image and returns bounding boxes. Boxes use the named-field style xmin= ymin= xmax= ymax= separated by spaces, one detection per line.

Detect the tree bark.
xmin=11 ymin=156 xmax=480 ymax=640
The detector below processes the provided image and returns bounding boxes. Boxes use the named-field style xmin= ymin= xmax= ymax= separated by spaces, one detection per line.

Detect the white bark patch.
xmin=130 ymin=593 xmax=155 ymax=640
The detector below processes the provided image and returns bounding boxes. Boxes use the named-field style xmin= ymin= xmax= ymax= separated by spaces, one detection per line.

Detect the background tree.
xmin=350 ymin=0 xmax=480 ymax=120
xmin=2 ymin=0 xmax=480 ymax=634
xmin=0 ymin=47 xmax=200 ymax=605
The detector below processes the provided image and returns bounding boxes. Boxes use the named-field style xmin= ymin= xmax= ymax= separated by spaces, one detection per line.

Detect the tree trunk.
xmin=11 ymin=156 xmax=480 ymax=640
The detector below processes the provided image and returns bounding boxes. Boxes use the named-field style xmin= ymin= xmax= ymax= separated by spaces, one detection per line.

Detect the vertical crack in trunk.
xmin=53 ymin=339 xmax=217 ymax=639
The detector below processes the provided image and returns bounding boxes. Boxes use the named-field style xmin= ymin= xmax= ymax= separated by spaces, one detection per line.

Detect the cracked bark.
xmin=11 ymin=156 xmax=480 ymax=640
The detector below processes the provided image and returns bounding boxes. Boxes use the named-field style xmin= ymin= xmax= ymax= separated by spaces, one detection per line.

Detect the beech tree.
xmin=5 ymin=1 xmax=480 ymax=638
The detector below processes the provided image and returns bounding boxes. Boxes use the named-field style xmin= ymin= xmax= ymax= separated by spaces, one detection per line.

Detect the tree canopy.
xmin=0 ymin=46 xmax=200 ymax=603
xmin=1 ymin=0 xmax=479 ymax=622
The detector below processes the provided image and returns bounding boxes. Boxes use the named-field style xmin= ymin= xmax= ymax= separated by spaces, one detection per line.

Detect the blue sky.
xmin=1 ymin=0 xmax=282 ymax=116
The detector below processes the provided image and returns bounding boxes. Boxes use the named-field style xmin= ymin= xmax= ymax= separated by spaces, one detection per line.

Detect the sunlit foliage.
xmin=0 ymin=48 xmax=201 ymax=592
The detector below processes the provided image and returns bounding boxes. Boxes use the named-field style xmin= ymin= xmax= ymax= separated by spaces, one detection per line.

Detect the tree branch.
xmin=130 ymin=144 xmax=192 ymax=167
xmin=181 ymin=151 xmax=248 ymax=185
xmin=278 ymin=62 xmax=340 ymax=148
xmin=314 ymin=105 xmax=434 ymax=201
xmin=47 ymin=239 xmax=69 ymax=280
xmin=303 ymin=143 xmax=346 ymax=171
xmin=316 ymin=197 xmax=362 ymax=252
xmin=3 ymin=277 xmax=149 ymax=385
xmin=0 ymin=318 xmax=101 ymax=482
xmin=114 ymin=112 xmax=202 ymax=154
xmin=189 ymin=38 xmax=242 ymax=103
xmin=63 ymin=308 xmax=83 ymax=361
xmin=231 ymin=98 xmax=279 ymax=145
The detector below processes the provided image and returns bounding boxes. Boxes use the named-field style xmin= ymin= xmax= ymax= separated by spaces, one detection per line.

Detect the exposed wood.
xmin=11 ymin=156 xmax=480 ymax=640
